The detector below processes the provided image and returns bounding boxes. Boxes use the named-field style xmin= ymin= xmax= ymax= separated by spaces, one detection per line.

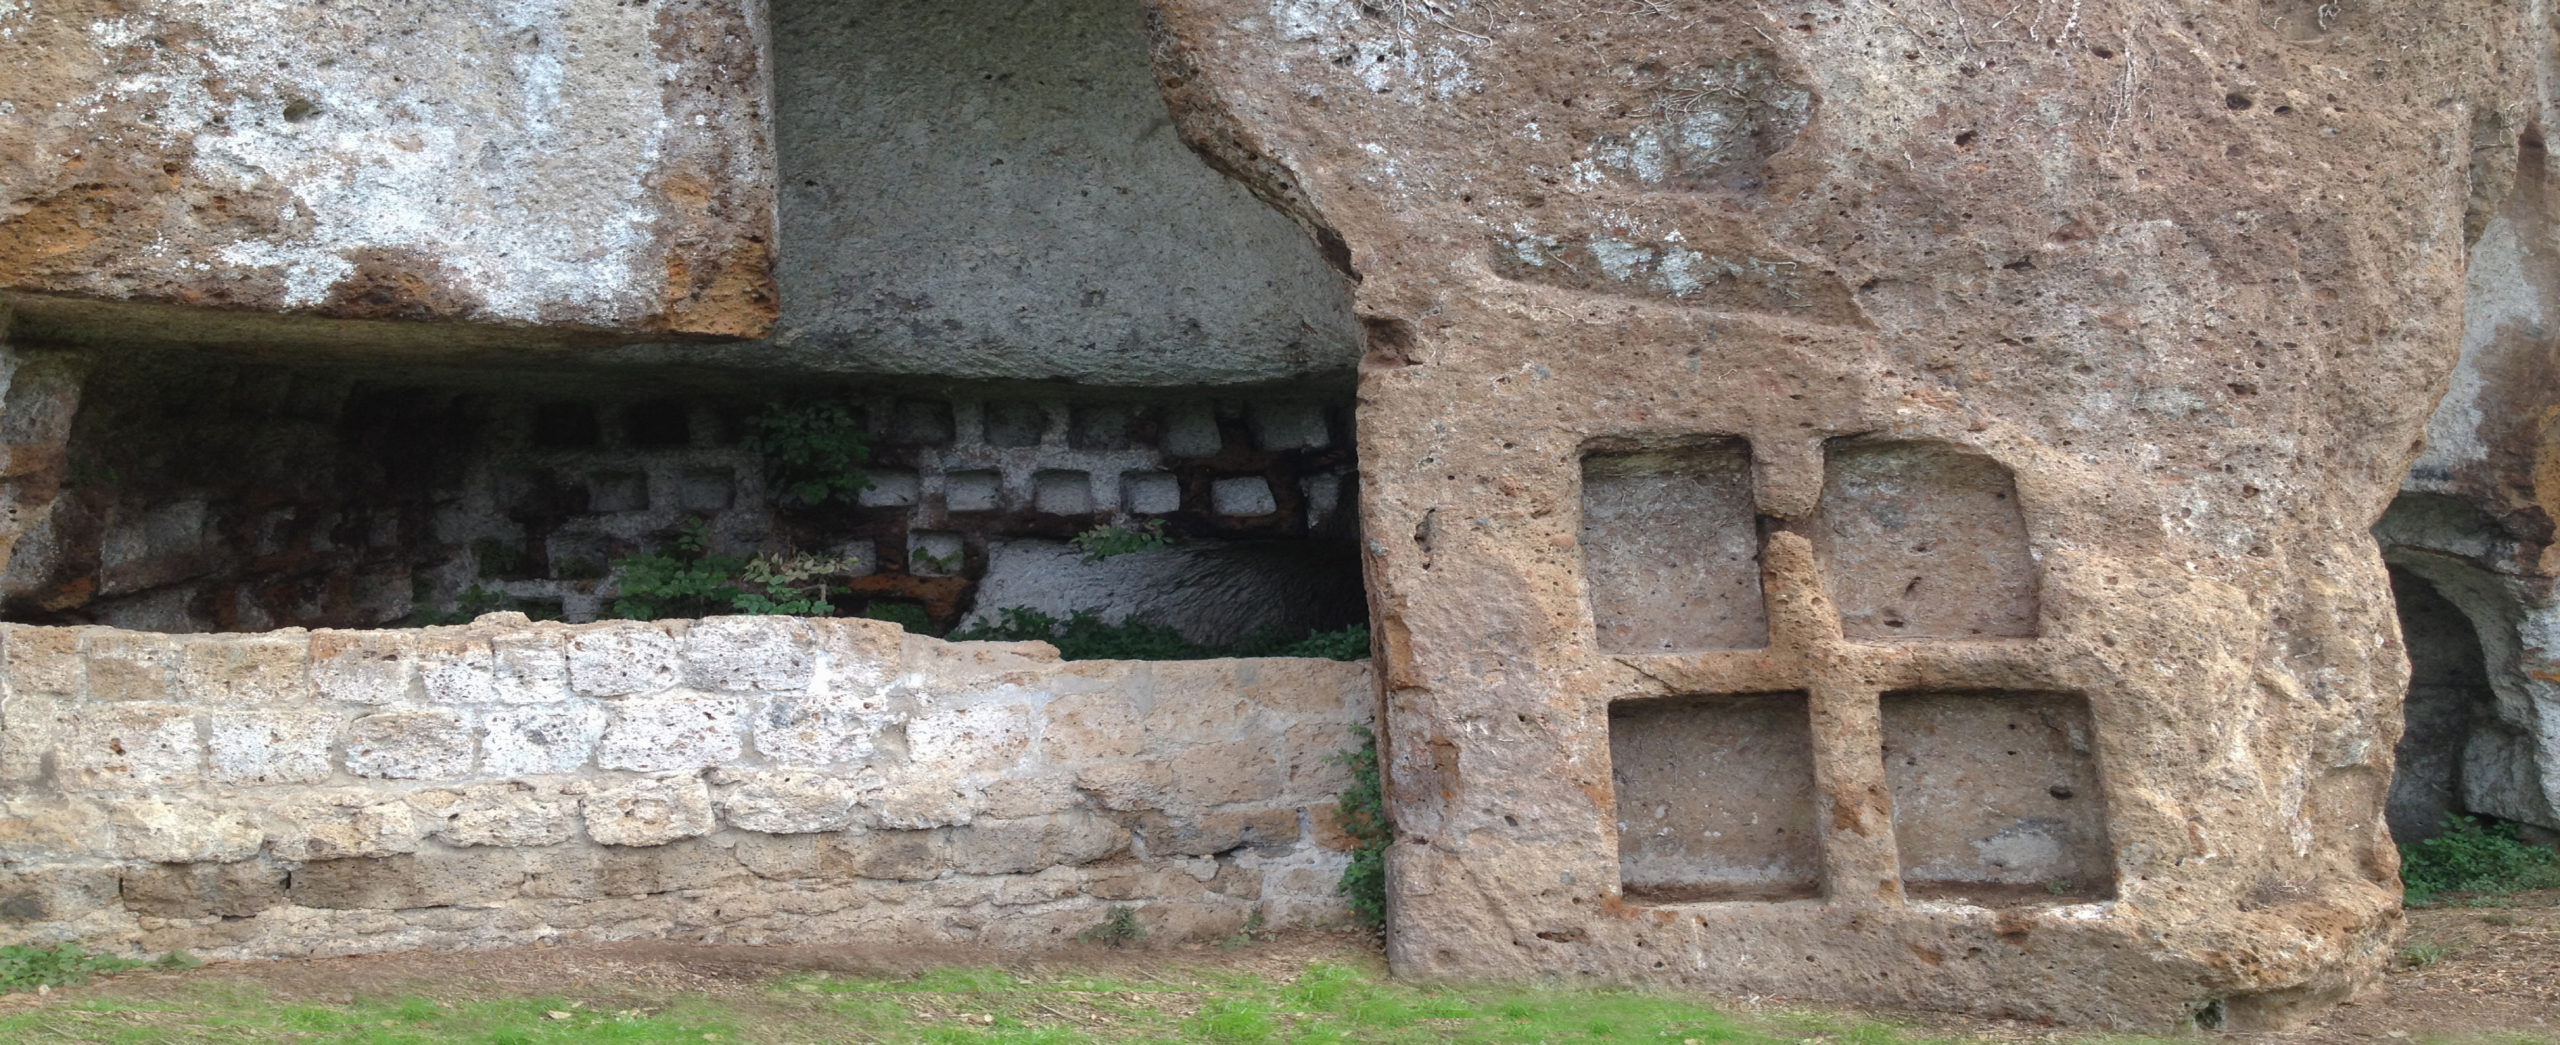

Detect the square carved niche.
xmin=1812 ymin=441 xmax=2038 ymax=641
xmin=1881 ymin=691 xmax=2114 ymax=905
xmin=1609 ymin=691 xmax=1820 ymax=903
xmin=1581 ymin=439 xmax=1766 ymax=653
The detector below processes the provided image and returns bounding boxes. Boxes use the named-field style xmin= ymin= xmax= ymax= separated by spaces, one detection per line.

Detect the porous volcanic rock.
xmin=1143 ymin=0 xmax=2543 ymax=1028
xmin=0 ymin=0 xmax=776 ymax=340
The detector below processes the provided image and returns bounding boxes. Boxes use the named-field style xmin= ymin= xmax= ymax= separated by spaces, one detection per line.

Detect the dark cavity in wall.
xmin=0 ymin=348 xmax=1364 ymax=640
xmin=2386 ymin=566 xmax=2499 ymax=843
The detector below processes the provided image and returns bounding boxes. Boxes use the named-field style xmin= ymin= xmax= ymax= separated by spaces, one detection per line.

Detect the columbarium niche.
xmin=1881 ymin=691 xmax=2113 ymax=904
xmin=1609 ymin=691 xmax=1821 ymax=903
xmin=1579 ymin=439 xmax=1764 ymax=653
xmin=1812 ymin=442 xmax=2038 ymax=641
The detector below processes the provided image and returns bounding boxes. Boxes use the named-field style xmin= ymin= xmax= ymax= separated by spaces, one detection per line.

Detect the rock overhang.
xmin=0 ymin=0 xmax=778 ymax=344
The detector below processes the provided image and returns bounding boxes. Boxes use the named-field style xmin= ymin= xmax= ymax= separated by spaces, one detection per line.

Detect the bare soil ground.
xmin=3 ymin=897 xmax=2553 ymax=1043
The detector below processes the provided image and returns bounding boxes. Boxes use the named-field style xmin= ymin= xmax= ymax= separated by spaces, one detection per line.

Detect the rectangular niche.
xmin=1812 ymin=441 xmax=2038 ymax=641
xmin=1581 ymin=439 xmax=1765 ymax=653
xmin=1881 ymin=691 xmax=2114 ymax=905
xmin=1609 ymin=691 xmax=1820 ymax=904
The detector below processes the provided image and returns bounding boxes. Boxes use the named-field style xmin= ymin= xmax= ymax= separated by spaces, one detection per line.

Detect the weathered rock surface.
xmin=0 ymin=614 xmax=1371 ymax=958
xmin=1143 ymin=0 xmax=2542 ymax=1028
xmin=2379 ymin=115 xmax=2560 ymax=839
xmin=0 ymin=0 xmax=777 ymax=340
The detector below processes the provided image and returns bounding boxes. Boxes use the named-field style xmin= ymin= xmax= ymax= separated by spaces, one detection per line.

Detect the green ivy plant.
xmin=1328 ymin=725 xmax=1391 ymax=929
xmin=746 ymin=402 xmax=874 ymax=507
xmin=1071 ymin=520 xmax=1174 ymax=562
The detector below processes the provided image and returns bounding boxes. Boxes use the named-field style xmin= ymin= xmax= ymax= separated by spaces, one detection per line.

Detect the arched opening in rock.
xmin=2385 ymin=565 xmax=2501 ymax=843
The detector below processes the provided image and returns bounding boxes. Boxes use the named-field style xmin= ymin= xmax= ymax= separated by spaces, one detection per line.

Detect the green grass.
xmin=0 ymin=944 xmax=195 ymax=994
xmin=0 ymin=958 xmax=2052 ymax=1045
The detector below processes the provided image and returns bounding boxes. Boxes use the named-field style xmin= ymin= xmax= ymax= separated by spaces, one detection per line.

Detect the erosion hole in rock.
xmin=2385 ymin=565 xmax=2503 ymax=843
xmin=1608 ymin=691 xmax=1821 ymax=904
xmin=1812 ymin=440 xmax=2038 ymax=642
xmin=1880 ymin=690 xmax=2115 ymax=905
xmin=1580 ymin=438 xmax=1766 ymax=653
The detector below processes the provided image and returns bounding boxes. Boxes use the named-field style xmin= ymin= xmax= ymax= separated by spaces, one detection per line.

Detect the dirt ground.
xmin=5 ymin=897 xmax=2555 ymax=1042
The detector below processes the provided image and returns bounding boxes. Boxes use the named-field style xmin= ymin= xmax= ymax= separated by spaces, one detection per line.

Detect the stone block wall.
xmin=0 ymin=614 xmax=1372 ymax=959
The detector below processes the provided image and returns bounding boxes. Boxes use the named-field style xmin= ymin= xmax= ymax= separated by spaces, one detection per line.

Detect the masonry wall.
xmin=0 ymin=614 xmax=1371 ymax=959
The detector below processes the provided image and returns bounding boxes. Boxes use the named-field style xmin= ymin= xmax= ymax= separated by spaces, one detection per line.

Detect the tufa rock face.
xmin=0 ymin=0 xmax=776 ymax=340
xmin=1144 ymin=0 xmax=2541 ymax=1028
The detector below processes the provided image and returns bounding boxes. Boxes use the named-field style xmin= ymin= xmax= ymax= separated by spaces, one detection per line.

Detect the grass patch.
xmin=0 ymin=944 xmax=195 ymax=994
xmin=2401 ymin=816 xmax=2560 ymax=905
xmin=0 ymin=958 xmax=2069 ymax=1045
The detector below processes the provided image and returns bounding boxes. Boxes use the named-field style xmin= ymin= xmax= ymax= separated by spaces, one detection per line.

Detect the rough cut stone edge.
xmin=0 ymin=613 xmax=1372 ymax=959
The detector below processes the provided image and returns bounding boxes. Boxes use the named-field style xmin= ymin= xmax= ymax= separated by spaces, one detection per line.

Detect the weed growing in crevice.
xmin=746 ymin=402 xmax=873 ymax=507
xmin=1329 ymin=724 xmax=1391 ymax=929
xmin=1077 ymin=905 xmax=1147 ymax=947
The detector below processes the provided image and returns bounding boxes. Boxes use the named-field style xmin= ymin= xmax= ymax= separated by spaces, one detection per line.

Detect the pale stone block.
xmin=1042 ymin=692 xmax=1144 ymax=762
xmin=597 ymin=691 xmax=743 ymax=772
xmin=1145 ymin=665 xmax=1258 ymax=749
xmin=107 ymin=799 xmax=263 ymax=863
xmin=995 ymin=864 xmax=1083 ymax=906
xmin=412 ymin=782 xmax=578 ymax=848
xmin=208 ymin=707 xmax=338 ymax=785
xmin=1169 ymin=741 xmax=1281 ymax=808
xmin=584 ymin=776 xmax=716 ymax=847
xmin=809 ymin=617 xmax=904 ymax=691
xmin=3 ymin=625 xmax=86 ymax=700
xmin=752 ymin=686 xmax=891 ymax=767
xmin=309 ymin=630 xmax=417 ymax=705
xmin=944 ymin=812 xmax=1129 ymax=876
xmin=1280 ymin=721 xmax=1359 ymax=795
xmin=682 ymin=616 xmax=815 ymax=692
xmin=907 ymin=703 xmax=1032 ymax=775
xmin=121 ymin=860 xmax=288 ymax=919
xmin=870 ymin=775 xmax=985 ymax=829
xmin=415 ymin=634 xmax=496 ymax=704
xmin=64 ymin=703 xmax=201 ymax=788
xmin=344 ymin=710 xmax=475 ymax=779
xmin=721 ymin=771 xmax=860 ymax=834
xmin=0 ymin=689 xmax=64 ymax=783
xmin=265 ymin=790 xmax=427 ymax=861
xmin=82 ymin=630 xmax=178 ymax=702
xmin=480 ymin=703 xmax=607 ymax=776
xmin=1075 ymin=761 xmax=1172 ymax=811
xmin=566 ymin=622 xmax=682 ymax=696
xmin=176 ymin=632 xmax=311 ymax=706
xmin=489 ymin=631 xmax=571 ymax=704
xmin=982 ymin=774 xmax=1078 ymax=819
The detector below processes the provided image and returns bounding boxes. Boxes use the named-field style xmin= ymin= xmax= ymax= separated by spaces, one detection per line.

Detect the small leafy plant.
xmin=2400 ymin=942 xmax=2450 ymax=969
xmin=1071 ymin=520 xmax=1173 ymax=562
xmin=2401 ymin=815 xmax=2560 ymax=905
xmin=1329 ymin=724 xmax=1391 ymax=929
xmin=1077 ymin=905 xmax=1147 ymax=948
xmin=607 ymin=519 xmax=857 ymax=620
xmin=746 ymin=402 xmax=873 ymax=507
